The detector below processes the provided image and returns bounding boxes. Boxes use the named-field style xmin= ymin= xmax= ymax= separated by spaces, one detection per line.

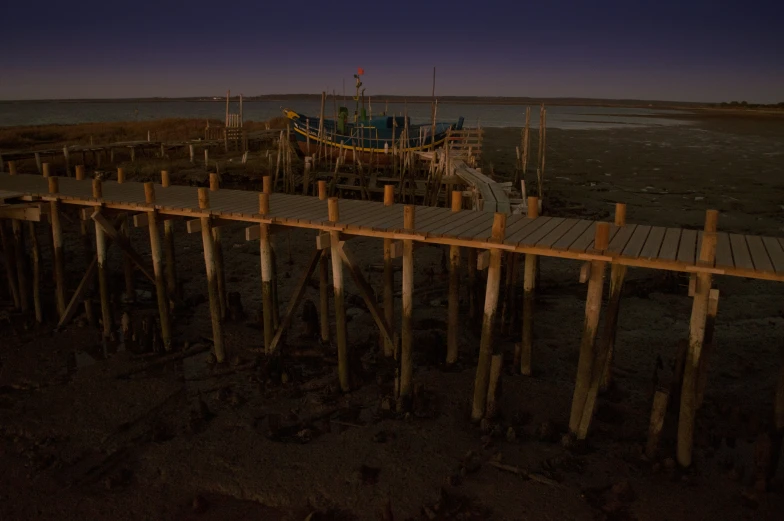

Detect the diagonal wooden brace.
xmin=337 ymin=243 xmax=397 ymax=350
xmin=267 ymin=248 xmax=323 ymax=355
xmin=91 ymin=209 xmax=156 ymax=284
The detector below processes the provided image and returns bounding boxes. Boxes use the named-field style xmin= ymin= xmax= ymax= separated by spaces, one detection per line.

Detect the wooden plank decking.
xmin=1 ymin=173 xmax=783 ymax=282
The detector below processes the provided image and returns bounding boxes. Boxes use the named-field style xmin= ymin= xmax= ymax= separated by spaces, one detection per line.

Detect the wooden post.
xmin=198 ymin=188 xmax=225 ymax=362
xmin=263 ymin=179 xmax=280 ymax=328
xmin=601 ymin=203 xmax=627 ymax=390
xmin=259 ymin=190 xmax=274 ymax=353
xmin=93 ymin=179 xmax=112 ymax=338
xmin=518 ymin=196 xmax=539 ymax=374
xmin=677 ymin=210 xmax=718 ymax=467
xmin=696 ymin=289 xmax=720 ymax=408
xmin=210 ymin=173 xmax=227 ymax=319
xmin=568 ymin=222 xmax=610 ymax=434
xmin=28 ymin=222 xmax=42 ymax=323
xmin=204 ymin=149 xmax=209 ymax=168
xmin=328 ymin=197 xmax=350 ymax=392
xmin=646 ymin=388 xmax=670 ymax=459
xmin=317 ymin=180 xmax=330 ymax=343
xmin=42 ymin=163 xmax=50 ymax=178
xmin=62 ymin=147 xmax=70 ymax=176
xmin=160 ymin=170 xmax=178 ymax=300
xmin=485 ymin=354 xmax=504 ymax=419
xmin=11 ymin=219 xmax=29 ymax=312
xmin=49 ymin=177 xmax=66 ymax=318
xmin=467 ymin=249 xmax=478 ymax=320
xmin=34 ymin=152 xmax=42 ymax=174
xmin=446 ymin=190 xmax=462 ymax=365
xmin=382 ymin=184 xmax=396 ymax=357
xmin=189 ymin=144 xmax=195 ymax=163
xmin=471 ymin=212 xmax=507 ymax=421
xmin=8 ymin=160 xmax=17 ymax=175
xmin=143 ymin=183 xmax=172 ymax=350
xmin=0 ymin=222 xmax=19 ymax=309
xmin=399 ymin=205 xmax=416 ymax=409
xmin=116 ymin=168 xmax=135 ymax=303
xmin=75 ymin=164 xmax=85 ymax=180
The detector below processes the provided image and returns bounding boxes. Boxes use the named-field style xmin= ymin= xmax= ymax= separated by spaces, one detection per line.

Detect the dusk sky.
xmin=1 ymin=0 xmax=782 ymax=103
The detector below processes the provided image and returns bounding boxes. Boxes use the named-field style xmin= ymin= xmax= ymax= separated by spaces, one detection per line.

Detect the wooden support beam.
xmin=328 ymin=197 xmax=350 ymax=392
xmin=28 ymin=222 xmax=42 ymax=323
xmin=210 ymin=173 xmax=227 ymax=320
xmin=696 ymin=289 xmax=719 ymax=408
xmin=117 ymin=168 xmax=135 ymax=304
xmin=472 ymin=212 xmax=507 ymax=421
xmin=11 ymin=219 xmax=29 ymax=312
xmin=267 ymin=248 xmax=323 ymax=354
xmin=92 ymin=180 xmax=113 ymax=338
xmin=0 ymin=205 xmax=46 ymax=222
xmin=198 ymin=188 xmax=225 ymax=362
xmin=143 ymin=182 xmax=172 ymax=350
xmin=601 ymin=203 xmax=628 ymax=391
xmin=0 ymin=221 xmax=20 ymax=308
xmin=318 ymin=180 xmax=330 ymax=344
xmin=518 ymin=196 xmax=539 ymax=375
xmin=382 ymin=184 xmax=396 ymax=358
xmin=48 ymin=177 xmax=66 ymax=318
xmin=569 ymin=221 xmax=611 ymax=436
xmin=447 ymin=190 xmax=462 ymax=365
xmin=337 ymin=244 xmax=396 ymax=350
xmin=259 ymin=191 xmax=274 ymax=353
xmin=399 ymin=205 xmax=416 ymax=409
xmin=476 ymin=250 xmax=491 ymax=270
xmin=646 ymin=388 xmax=670 ymax=459
xmin=678 ymin=210 xmax=719 ymax=467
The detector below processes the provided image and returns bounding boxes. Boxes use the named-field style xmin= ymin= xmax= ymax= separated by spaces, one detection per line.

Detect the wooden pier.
xmin=1 ymin=170 xmax=783 ymax=469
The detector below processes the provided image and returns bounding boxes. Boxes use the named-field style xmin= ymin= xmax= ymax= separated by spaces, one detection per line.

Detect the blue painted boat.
xmin=283 ymin=108 xmax=464 ymax=165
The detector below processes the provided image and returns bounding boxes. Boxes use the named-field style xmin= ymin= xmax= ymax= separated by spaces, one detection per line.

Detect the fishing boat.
xmin=282 ymin=70 xmax=464 ymax=164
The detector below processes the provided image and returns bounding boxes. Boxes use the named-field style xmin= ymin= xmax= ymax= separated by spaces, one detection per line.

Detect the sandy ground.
xmin=2 ymin=112 xmax=784 ymax=520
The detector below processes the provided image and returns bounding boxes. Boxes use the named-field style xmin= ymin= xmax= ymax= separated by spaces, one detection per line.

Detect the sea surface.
xmin=0 ymin=100 xmax=690 ymax=130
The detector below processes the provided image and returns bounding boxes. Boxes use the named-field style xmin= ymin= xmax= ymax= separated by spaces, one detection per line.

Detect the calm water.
xmin=0 ymin=100 xmax=689 ymax=130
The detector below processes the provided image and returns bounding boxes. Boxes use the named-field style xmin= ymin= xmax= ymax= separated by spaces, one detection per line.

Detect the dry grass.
xmin=0 ymin=117 xmax=290 ymax=151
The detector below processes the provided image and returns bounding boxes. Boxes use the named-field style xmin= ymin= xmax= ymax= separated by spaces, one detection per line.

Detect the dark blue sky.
xmin=1 ymin=0 xmax=782 ymax=102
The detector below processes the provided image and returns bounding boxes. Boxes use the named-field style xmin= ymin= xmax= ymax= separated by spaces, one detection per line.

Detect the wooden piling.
xmin=11 ymin=219 xmax=29 ymax=312
xmin=646 ymin=388 xmax=670 ymax=459
xmin=485 ymin=353 xmax=504 ymax=419
xmin=446 ymin=190 xmax=462 ymax=365
xmin=210 ymin=173 xmax=227 ymax=319
xmin=48 ymin=177 xmax=66 ymax=318
xmin=317 ymin=180 xmax=330 ymax=343
xmin=568 ymin=222 xmax=610 ymax=435
xmin=116 ymin=168 xmax=135 ymax=303
xmin=382 ymin=185 xmax=396 ymax=357
xmin=696 ymin=289 xmax=720 ymax=408
xmin=262 ymin=177 xmax=280 ymax=328
xmin=42 ymin=162 xmax=50 ymax=178
xmin=144 ymin=183 xmax=172 ymax=350
xmin=259 ymin=190 xmax=274 ymax=353
xmin=28 ymin=222 xmax=42 ymax=323
xmin=518 ymin=196 xmax=539 ymax=374
xmin=160 ymin=171 xmax=178 ymax=300
xmin=93 ymin=179 xmax=112 ymax=338
xmin=198 ymin=188 xmax=225 ymax=362
xmin=471 ymin=213 xmax=507 ymax=421
xmin=8 ymin=161 xmax=17 ymax=175
xmin=328 ymin=197 xmax=350 ymax=392
xmin=399 ymin=205 xmax=416 ymax=408
xmin=601 ymin=203 xmax=628 ymax=390
xmin=0 ymin=222 xmax=19 ymax=308
xmin=62 ymin=147 xmax=70 ymax=176
xmin=677 ymin=210 xmax=718 ymax=467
